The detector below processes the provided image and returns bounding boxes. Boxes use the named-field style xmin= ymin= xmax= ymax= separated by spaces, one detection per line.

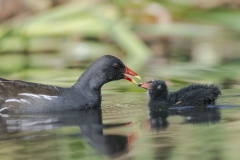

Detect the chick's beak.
xmin=124 ymin=66 xmax=141 ymax=84
xmin=138 ymin=82 xmax=151 ymax=90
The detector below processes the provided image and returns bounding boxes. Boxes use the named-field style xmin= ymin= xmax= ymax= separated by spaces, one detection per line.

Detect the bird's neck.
xmin=73 ymin=67 xmax=107 ymax=91
xmin=148 ymin=91 xmax=168 ymax=107
xmin=150 ymin=91 xmax=168 ymax=101
xmin=148 ymin=97 xmax=168 ymax=108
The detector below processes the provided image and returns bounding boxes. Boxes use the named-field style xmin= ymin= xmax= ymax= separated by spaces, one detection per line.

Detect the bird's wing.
xmin=0 ymin=78 xmax=60 ymax=107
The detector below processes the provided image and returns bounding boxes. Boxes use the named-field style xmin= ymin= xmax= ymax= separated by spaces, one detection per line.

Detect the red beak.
xmin=124 ymin=66 xmax=141 ymax=84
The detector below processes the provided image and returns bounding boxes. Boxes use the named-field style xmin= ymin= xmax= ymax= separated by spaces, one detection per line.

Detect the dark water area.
xmin=1 ymin=90 xmax=240 ymax=160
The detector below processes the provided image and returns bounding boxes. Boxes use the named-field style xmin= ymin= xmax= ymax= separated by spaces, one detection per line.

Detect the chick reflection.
xmin=147 ymin=105 xmax=221 ymax=132
xmin=0 ymin=108 xmax=129 ymax=157
xmin=148 ymin=106 xmax=169 ymax=132
xmin=169 ymin=105 xmax=221 ymax=124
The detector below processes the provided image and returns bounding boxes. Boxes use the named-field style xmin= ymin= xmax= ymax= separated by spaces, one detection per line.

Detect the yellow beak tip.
xmin=135 ymin=75 xmax=141 ymax=80
xmin=131 ymin=79 xmax=138 ymax=85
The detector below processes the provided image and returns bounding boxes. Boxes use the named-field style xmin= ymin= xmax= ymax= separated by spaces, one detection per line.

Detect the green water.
xmin=0 ymin=80 xmax=239 ymax=160
xmin=0 ymin=52 xmax=240 ymax=160
xmin=0 ymin=60 xmax=240 ymax=160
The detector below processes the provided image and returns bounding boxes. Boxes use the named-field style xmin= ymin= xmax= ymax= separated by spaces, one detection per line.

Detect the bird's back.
xmin=0 ymin=78 xmax=61 ymax=113
xmin=168 ymin=84 xmax=221 ymax=106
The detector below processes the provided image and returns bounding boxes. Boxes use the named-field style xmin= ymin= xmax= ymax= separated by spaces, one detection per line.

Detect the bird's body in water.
xmin=139 ymin=80 xmax=221 ymax=108
xmin=0 ymin=55 xmax=140 ymax=114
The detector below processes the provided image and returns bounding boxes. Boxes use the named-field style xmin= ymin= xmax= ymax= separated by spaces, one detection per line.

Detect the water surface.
xmin=0 ymin=90 xmax=240 ymax=160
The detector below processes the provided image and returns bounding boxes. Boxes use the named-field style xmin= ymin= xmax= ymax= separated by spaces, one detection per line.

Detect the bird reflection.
xmin=147 ymin=105 xmax=221 ymax=131
xmin=169 ymin=105 xmax=221 ymax=124
xmin=148 ymin=106 xmax=169 ymax=132
xmin=0 ymin=108 xmax=129 ymax=157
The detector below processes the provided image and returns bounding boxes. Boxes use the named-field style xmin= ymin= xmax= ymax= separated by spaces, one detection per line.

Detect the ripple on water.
xmin=1 ymin=90 xmax=240 ymax=159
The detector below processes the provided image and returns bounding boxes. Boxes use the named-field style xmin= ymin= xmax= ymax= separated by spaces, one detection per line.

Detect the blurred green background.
xmin=0 ymin=0 xmax=240 ymax=90
xmin=2 ymin=1 xmax=240 ymax=160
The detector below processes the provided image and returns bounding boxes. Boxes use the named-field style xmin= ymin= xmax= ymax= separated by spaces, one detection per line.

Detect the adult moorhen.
xmin=138 ymin=80 xmax=221 ymax=108
xmin=0 ymin=55 xmax=140 ymax=114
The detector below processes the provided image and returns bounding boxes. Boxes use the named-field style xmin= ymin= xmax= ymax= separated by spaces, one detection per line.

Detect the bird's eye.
xmin=148 ymin=80 xmax=153 ymax=84
xmin=113 ymin=63 xmax=120 ymax=68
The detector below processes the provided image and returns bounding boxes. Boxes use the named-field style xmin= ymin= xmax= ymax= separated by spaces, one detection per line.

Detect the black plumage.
xmin=0 ymin=55 xmax=140 ymax=114
xmin=139 ymin=80 xmax=221 ymax=108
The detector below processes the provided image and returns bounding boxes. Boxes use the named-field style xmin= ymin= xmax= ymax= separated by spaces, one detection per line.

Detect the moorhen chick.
xmin=138 ymin=80 xmax=221 ymax=108
xmin=0 ymin=55 xmax=140 ymax=114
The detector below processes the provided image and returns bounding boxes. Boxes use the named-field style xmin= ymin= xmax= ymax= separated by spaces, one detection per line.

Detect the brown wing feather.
xmin=0 ymin=78 xmax=60 ymax=106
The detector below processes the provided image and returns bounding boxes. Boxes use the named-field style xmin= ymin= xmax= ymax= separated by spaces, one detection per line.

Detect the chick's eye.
xmin=113 ymin=63 xmax=120 ymax=68
xmin=148 ymin=81 xmax=153 ymax=84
